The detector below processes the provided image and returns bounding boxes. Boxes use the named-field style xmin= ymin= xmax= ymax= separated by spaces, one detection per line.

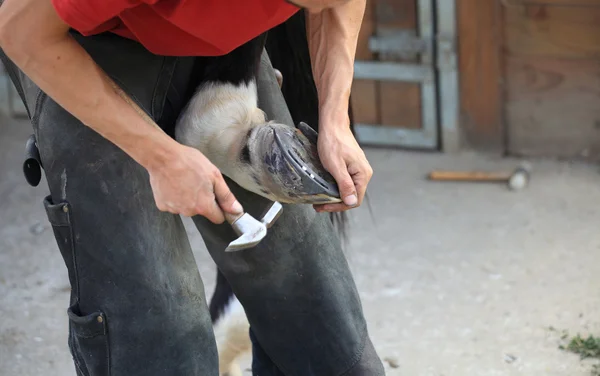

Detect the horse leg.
xmin=174 ymin=35 xmax=341 ymax=206
xmin=178 ymin=14 xmax=358 ymax=375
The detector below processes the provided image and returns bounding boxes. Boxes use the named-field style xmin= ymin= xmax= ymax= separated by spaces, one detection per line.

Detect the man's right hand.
xmin=0 ymin=0 xmax=243 ymax=225
xmin=147 ymin=144 xmax=243 ymax=224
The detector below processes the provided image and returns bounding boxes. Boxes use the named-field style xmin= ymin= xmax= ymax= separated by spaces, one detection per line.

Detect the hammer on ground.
xmin=427 ymin=163 xmax=531 ymax=191
xmin=223 ymin=201 xmax=283 ymax=252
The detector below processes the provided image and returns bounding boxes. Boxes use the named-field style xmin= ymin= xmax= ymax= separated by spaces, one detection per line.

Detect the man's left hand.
xmin=315 ymin=118 xmax=373 ymax=213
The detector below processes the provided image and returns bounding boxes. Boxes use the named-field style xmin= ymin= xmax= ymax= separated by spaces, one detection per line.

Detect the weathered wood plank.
xmin=351 ymin=80 xmax=379 ymax=125
xmin=505 ymin=56 xmax=600 ymax=160
xmin=504 ymin=4 xmax=600 ymax=58
xmin=503 ymin=0 xmax=600 ymax=6
xmin=375 ymin=0 xmax=422 ymax=129
xmin=379 ymin=82 xmax=422 ymax=128
xmin=356 ymin=0 xmax=376 ymax=60
xmin=351 ymin=0 xmax=380 ymax=125
xmin=375 ymin=0 xmax=417 ymax=30
xmin=457 ymin=0 xmax=505 ymax=151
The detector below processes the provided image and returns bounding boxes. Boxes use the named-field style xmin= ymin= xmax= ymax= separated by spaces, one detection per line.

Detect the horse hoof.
xmin=241 ymin=121 xmax=342 ymax=204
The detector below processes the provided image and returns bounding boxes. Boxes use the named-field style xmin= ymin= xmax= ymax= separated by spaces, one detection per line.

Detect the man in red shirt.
xmin=0 ymin=0 xmax=384 ymax=375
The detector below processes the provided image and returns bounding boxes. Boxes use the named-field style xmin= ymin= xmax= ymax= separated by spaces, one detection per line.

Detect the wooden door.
xmin=502 ymin=0 xmax=600 ymax=160
xmin=351 ymin=0 xmax=439 ymax=149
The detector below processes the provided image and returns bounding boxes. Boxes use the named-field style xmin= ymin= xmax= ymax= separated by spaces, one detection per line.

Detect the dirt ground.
xmin=1 ymin=77 xmax=599 ymax=375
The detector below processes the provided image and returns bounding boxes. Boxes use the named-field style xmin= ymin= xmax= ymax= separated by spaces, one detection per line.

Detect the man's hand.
xmin=147 ymin=144 xmax=243 ymax=223
xmin=303 ymin=0 xmax=367 ymax=212
xmin=315 ymin=116 xmax=373 ymax=213
xmin=0 ymin=0 xmax=244 ymax=224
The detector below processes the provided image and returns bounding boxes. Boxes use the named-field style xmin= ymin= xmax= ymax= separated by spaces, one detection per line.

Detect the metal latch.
xmin=368 ymin=30 xmax=432 ymax=60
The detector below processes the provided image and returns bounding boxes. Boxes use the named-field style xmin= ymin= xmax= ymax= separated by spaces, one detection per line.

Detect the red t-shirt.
xmin=51 ymin=0 xmax=300 ymax=56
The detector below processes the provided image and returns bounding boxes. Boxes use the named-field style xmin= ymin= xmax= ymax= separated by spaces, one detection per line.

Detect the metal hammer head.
xmin=508 ymin=163 xmax=532 ymax=191
xmin=225 ymin=201 xmax=283 ymax=252
xmin=259 ymin=201 xmax=283 ymax=229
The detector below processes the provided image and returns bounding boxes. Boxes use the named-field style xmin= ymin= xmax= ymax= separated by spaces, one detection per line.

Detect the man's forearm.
xmin=0 ymin=0 xmax=179 ymax=171
xmin=305 ymin=0 xmax=366 ymax=129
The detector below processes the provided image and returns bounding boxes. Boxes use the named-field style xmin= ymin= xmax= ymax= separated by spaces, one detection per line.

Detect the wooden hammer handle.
xmin=428 ymin=171 xmax=510 ymax=182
